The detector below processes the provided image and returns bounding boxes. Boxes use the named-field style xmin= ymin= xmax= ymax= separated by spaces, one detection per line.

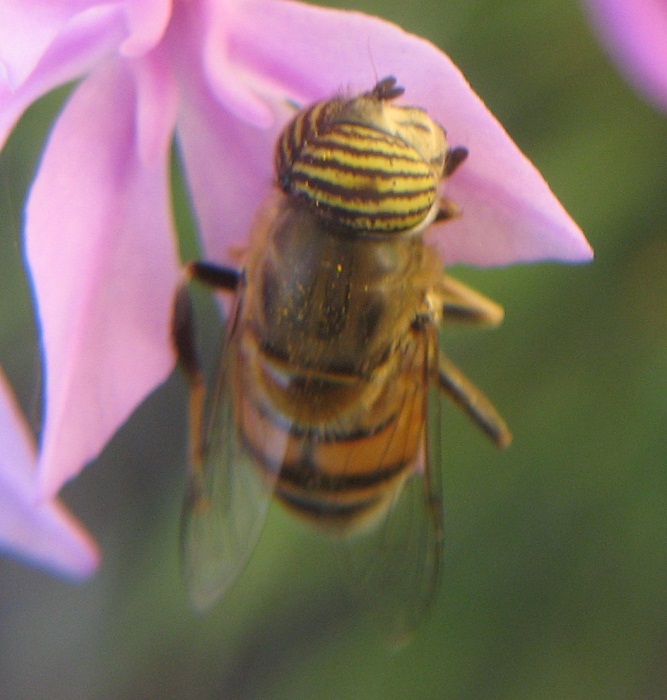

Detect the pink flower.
xmin=583 ymin=0 xmax=667 ymax=112
xmin=0 ymin=0 xmax=592 ymax=567
xmin=0 ymin=367 xmax=99 ymax=578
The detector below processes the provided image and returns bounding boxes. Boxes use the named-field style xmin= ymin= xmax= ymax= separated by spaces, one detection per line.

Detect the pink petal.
xmin=25 ymin=59 xmax=181 ymax=498
xmin=0 ymin=4 xmax=128 ymax=149
xmin=583 ymin=0 xmax=667 ymax=112
xmin=197 ymin=0 xmax=275 ymax=127
xmin=226 ymin=0 xmax=592 ymax=267
xmin=0 ymin=368 xmax=99 ymax=579
xmin=120 ymin=0 xmax=173 ymax=57
xmin=134 ymin=46 xmax=180 ymax=168
xmin=174 ymin=47 xmax=290 ymax=266
xmin=0 ymin=1 xmax=98 ymax=89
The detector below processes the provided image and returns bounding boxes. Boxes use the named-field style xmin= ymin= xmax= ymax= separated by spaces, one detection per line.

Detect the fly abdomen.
xmin=234 ymin=332 xmax=425 ymax=530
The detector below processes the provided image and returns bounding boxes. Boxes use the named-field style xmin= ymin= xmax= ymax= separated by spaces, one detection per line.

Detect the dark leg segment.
xmin=444 ymin=146 xmax=468 ymax=177
xmin=172 ymin=260 xmax=240 ymax=469
xmin=186 ymin=260 xmax=240 ymax=292
xmin=434 ymin=198 xmax=462 ymax=223
xmin=438 ymin=353 xmax=512 ymax=449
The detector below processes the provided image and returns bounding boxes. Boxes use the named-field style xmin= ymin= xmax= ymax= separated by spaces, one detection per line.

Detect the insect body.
xmin=175 ymin=78 xmax=511 ymax=621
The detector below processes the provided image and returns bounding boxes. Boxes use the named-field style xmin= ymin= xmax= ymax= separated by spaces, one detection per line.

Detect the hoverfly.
xmin=173 ymin=77 xmax=512 ymax=630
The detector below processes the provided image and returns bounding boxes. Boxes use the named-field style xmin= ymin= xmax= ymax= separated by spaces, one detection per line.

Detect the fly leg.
xmin=444 ymin=146 xmax=468 ymax=177
xmin=438 ymin=354 xmax=512 ymax=448
xmin=435 ymin=274 xmax=511 ymax=447
xmin=172 ymin=261 xmax=240 ymax=470
xmin=440 ymin=275 xmax=505 ymax=327
xmin=434 ymin=146 xmax=469 ymax=223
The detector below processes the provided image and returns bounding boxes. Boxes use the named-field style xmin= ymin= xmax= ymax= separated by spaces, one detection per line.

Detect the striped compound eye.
xmin=275 ymin=78 xmax=449 ymax=235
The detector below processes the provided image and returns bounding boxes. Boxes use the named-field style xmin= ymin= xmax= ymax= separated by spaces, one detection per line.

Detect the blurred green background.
xmin=1 ymin=0 xmax=666 ymax=698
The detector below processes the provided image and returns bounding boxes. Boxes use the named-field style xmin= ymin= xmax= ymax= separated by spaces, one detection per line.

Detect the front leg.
xmin=433 ymin=146 xmax=469 ymax=223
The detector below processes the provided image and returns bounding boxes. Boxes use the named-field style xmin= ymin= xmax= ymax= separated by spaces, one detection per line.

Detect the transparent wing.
xmin=387 ymin=378 xmax=444 ymax=642
xmin=180 ymin=311 xmax=278 ymax=612
xmin=341 ymin=324 xmax=445 ymax=644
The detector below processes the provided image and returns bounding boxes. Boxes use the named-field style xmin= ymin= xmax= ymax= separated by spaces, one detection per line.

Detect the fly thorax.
xmin=252 ymin=199 xmax=429 ymax=376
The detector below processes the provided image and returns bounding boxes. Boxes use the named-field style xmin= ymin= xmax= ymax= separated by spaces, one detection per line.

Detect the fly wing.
xmin=180 ymin=310 xmax=279 ymax=612
xmin=385 ymin=381 xmax=444 ymax=643
xmin=341 ymin=323 xmax=445 ymax=644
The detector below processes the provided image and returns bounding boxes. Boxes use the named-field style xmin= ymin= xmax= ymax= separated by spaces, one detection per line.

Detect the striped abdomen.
xmin=233 ymin=323 xmax=427 ymax=530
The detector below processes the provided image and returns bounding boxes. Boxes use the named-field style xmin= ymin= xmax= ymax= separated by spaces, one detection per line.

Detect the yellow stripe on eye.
xmin=291 ymin=175 xmax=435 ymax=212
xmin=293 ymin=166 xmax=434 ymax=195
xmin=290 ymin=186 xmax=434 ymax=232
xmin=300 ymin=148 xmax=430 ymax=179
